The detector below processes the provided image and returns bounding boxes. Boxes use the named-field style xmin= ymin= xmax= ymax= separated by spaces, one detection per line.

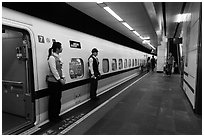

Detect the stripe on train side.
xmin=34 ymin=66 xmax=141 ymax=99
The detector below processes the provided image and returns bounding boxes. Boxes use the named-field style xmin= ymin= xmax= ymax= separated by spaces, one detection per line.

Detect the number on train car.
xmin=38 ymin=35 xmax=45 ymax=43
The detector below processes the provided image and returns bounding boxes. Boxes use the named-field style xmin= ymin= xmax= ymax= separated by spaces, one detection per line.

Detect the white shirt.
xmin=48 ymin=53 xmax=65 ymax=80
xmin=88 ymin=55 xmax=98 ymax=75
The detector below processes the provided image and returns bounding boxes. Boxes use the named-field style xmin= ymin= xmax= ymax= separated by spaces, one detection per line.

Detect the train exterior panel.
xmin=2 ymin=7 xmax=152 ymax=134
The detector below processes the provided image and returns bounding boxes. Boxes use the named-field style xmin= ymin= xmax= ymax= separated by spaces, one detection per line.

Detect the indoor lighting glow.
xmin=122 ymin=22 xmax=134 ymax=31
xmin=142 ymin=40 xmax=155 ymax=50
xmin=98 ymin=3 xmax=155 ymax=50
xmin=142 ymin=40 xmax=150 ymax=44
xmin=104 ymin=7 xmax=123 ymax=22
xmin=141 ymin=36 xmax=150 ymax=40
xmin=133 ymin=31 xmax=140 ymax=36
xmin=148 ymin=43 xmax=155 ymax=50
xmin=96 ymin=2 xmax=103 ymax=4
xmin=174 ymin=13 xmax=191 ymax=22
xmin=139 ymin=35 xmax=144 ymax=40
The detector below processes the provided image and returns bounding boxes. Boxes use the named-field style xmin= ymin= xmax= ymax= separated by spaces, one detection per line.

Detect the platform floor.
xmin=85 ymin=72 xmax=202 ymax=135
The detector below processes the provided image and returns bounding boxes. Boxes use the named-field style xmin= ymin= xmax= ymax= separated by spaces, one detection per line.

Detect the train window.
xmin=132 ymin=59 xmax=134 ymax=67
xmin=138 ymin=59 xmax=140 ymax=66
xmin=112 ymin=59 xmax=117 ymax=71
xmin=128 ymin=59 xmax=131 ymax=67
xmin=135 ymin=59 xmax=137 ymax=66
xmin=124 ymin=59 xmax=127 ymax=68
xmin=119 ymin=59 xmax=123 ymax=69
xmin=69 ymin=58 xmax=84 ymax=79
xmin=102 ymin=59 xmax=109 ymax=73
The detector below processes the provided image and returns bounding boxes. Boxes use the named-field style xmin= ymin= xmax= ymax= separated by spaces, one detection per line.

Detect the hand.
xmin=91 ymin=75 xmax=96 ymax=79
xmin=59 ymin=79 xmax=65 ymax=85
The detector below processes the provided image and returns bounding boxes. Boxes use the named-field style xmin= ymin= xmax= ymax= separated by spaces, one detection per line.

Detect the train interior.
xmin=2 ymin=26 xmax=34 ymax=134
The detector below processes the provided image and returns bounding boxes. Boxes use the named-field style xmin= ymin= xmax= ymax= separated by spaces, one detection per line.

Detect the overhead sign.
xmin=70 ymin=40 xmax=81 ymax=49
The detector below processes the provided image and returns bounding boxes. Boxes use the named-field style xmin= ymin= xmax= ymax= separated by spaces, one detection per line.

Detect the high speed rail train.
xmin=2 ymin=7 xmax=153 ymax=134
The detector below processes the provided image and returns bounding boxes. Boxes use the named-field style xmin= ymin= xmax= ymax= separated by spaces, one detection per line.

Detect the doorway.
xmin=2 ymin=25 xmax=34 ymax=134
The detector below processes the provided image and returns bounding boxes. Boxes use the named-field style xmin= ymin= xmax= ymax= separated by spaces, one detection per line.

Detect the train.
xmin=2 ymin=7 xmax=153 ymax=134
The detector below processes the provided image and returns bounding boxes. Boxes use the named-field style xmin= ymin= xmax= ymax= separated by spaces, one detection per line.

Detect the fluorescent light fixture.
xmin=96 ymin=2 xmax=103 ymax=4
xmin=142 ymin=40 xmax=155 ymax=49
xmin=104 ymin=7 xmax=123 ymax=22
xmin=174 ymin=13 xmax=191 ymax=22
xmin=141 ymin=36 xmax=150 ymax=40
xmin=139 ymin=35 xmax=144 ymax=40
xmin=133 ymin=31 xmax=140 ymax=36
xmin=133 ymin=31 xmax=150 ymax=41
xmin=99 ymin=3 xmax=155 ymax=50
xmin=148 ymin=43 xmax=155 ymax=50
xmin=142 ymin=40 xmax=150 ymax=44
xmin=122 ymin=22 xmax=134 ymax=31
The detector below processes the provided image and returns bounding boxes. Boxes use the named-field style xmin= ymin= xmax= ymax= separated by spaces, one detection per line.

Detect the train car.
xmin=2 ymin=7 xmax=152 ymax=134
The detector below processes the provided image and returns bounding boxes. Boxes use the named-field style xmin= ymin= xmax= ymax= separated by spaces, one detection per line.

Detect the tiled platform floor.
xmin=85 ymin=72 xmax=202 ymax=135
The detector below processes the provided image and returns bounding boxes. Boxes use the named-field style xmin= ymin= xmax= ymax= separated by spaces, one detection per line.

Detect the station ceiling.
xmin=3 ymin=2 xmax=185 ymax=54
xmin=68 ymin=2 xmax=185 ymax=50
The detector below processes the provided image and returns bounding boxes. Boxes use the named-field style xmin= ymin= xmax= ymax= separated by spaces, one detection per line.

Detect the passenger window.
xmin=132 ymin=59 xmax=134 ymax=67
xmin=138 ymin=59 xmax=140 ymax=66
xmin=69 ymin=58 xmax=84 ymax=79
xmin=135 ymin=59 xmax=137 ymax=66
xmin=128 ymin=59 xmax=131 ymax=67
xmin=124 ymin=59 xmax=127 ymax=68
xmin=102 ymin=59 xmax=109 ymax=73
xmin=119 ymin=59 xmax=123 ymax=69
xmin=112 ymin=59 xmax=117 ymax=71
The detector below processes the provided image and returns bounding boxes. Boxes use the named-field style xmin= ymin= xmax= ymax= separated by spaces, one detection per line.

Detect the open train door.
xmin=2 ymin=25 xmax=35 ymax=134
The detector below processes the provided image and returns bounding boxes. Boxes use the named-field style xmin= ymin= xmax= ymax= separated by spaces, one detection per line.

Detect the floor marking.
xmin=20 ymin=73 xmax=145 ymax=135
xmin=98 ymin=73 xmax=139 ymax=96
xmin=59 ymin=73 xmax=148 ymax=134
xmin=60 ymin=73 xmax=139 ymax=116
xmin=20 ymin=126 xmax=41 ymax=135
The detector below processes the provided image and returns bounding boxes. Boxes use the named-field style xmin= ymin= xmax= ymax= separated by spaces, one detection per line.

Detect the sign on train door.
xmin=2 ymin=25 xmax=34 ymax=133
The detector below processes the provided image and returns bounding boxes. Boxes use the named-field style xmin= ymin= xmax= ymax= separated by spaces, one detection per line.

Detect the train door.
xmin=2 ymin=25 xmax=34 ymax=134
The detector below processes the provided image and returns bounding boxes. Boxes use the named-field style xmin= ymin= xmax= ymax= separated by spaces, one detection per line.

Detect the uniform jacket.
xmin=88 ymin=55 xmax=100 ymax=77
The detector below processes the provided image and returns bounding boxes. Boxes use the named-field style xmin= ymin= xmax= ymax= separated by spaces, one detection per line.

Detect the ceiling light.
xmin=141 ymin=36 xmax=150 ymax=40
xmin=139 ymin=35 xmax=144 ymax=40
xmin=142 ymin=40 xmax=155 ymax=50
xmin=96 ymin=2 xmax=103 ymax=4
xmin=98 ymin=3 xmax=155 ymax=50
xmin=142 ymin=40 xmax=150 ymax=44
xmin=174 ymin=13 xmax=191 ymax=22
xmin=103 ymin=7 xmax=123 ymax=22
xmin=122 ymin=22 xmax=134 ymax=31
xmin=148 ymin=43 xmax=155 ymax=50
xmin=133 ymin=31 xmax=140 ymax=36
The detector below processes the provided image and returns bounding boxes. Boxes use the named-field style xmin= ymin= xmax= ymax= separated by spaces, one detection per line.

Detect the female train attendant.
xmin=46 ymin=42 xmax=65 ymax=122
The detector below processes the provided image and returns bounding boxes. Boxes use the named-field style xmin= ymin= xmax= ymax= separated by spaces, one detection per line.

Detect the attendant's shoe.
xmin=93 ymin=97 xmax=99 ymax=101
xmin=50 ymin=116 xmax=62 ymax=123
xmin=91 ymin=97 xmax=99 ymax=101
